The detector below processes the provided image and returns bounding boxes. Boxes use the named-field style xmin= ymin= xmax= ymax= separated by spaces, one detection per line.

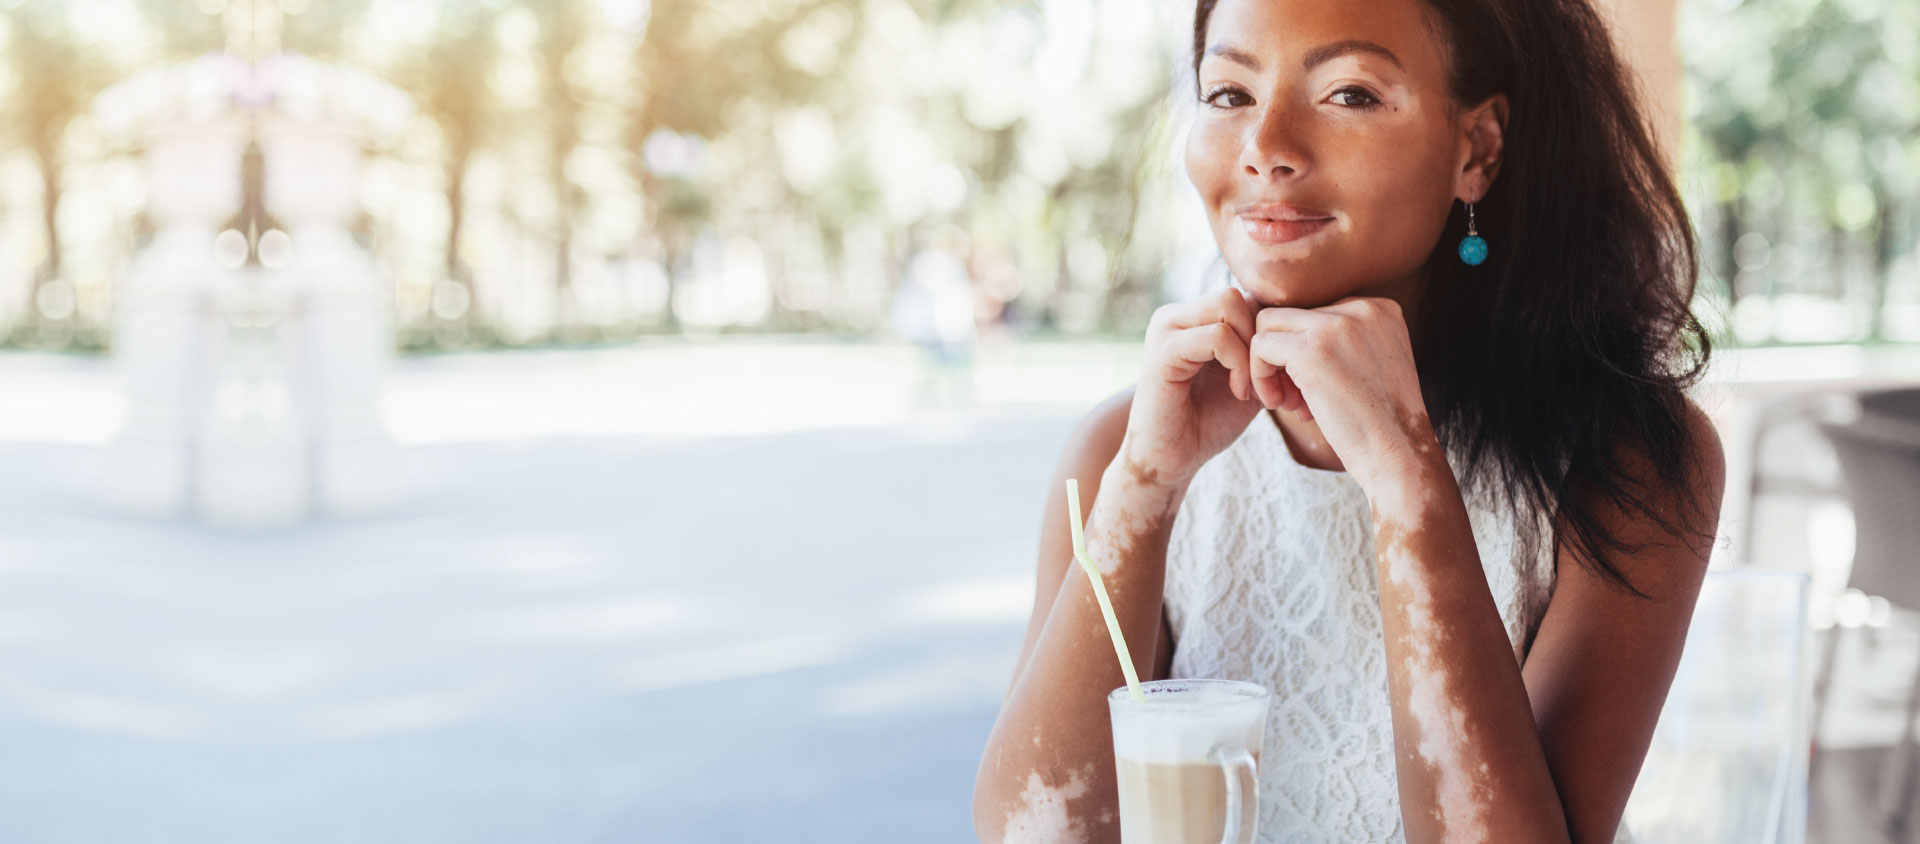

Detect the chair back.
xmin=1817 ymin=386 xmax=1920 ymax=609
xmin=1622 ymin=568 xmax=1812 ymax=844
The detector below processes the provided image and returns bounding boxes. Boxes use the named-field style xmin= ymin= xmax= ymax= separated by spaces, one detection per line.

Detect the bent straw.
xmin=1066 ymin=479 xmax=1145 ymax=702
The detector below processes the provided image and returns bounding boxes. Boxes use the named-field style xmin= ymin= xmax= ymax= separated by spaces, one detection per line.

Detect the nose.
xmin=1239 ymin=101 xmax=1309 ymax=179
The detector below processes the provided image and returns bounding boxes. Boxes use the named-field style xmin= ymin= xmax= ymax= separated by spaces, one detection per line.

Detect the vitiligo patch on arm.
xmin=1375 ymin=494 xmax=1496 ymax=844
xmin=1000 ymin=765 xmax=1096 ymax=844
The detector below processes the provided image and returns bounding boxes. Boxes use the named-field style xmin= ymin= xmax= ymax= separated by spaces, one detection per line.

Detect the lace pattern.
xmin=1162 ymin=411 xmax=1575 ymax=843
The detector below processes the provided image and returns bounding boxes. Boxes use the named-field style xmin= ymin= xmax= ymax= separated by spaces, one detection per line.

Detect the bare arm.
xmin=974 ymin=392 xmax=1182 ymax=844
xmin=1004 ymin=391 xmax=1179 ymax=702
xmin=1368 ymin=438 xmax=1572 ymax=844
xmin=1520 ymin=404 xmax=1725 ymax=842
xmin=1368 ymin=404 xmax=1724 ymax=844
xmin=1242 ymin=298 xmax=1725 ymax=844
xmin=975 ymin=287 xmax=1261 ymax=844
xmin=1005 ymin=389 xmax=1137 ymax=698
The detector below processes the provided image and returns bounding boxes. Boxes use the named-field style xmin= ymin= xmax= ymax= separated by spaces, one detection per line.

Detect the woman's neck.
xmin=1270 ymin=407 xmax=1344 ymax=472
xmin=1270 ymin=269 xmax=1426 ymax=474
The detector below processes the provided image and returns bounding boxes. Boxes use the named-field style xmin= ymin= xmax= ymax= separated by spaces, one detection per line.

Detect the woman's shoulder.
xmin=1561 ymin=395 xmax=1727 ymax=591
xmin=1607 ymin=395 xmax=1725 ymax=501
xmin=1679 ymin=397 xmax=1726 ymax=478
xmin=1644 ymin=395 xmax=1726 ymax=538
xmin=1055 ymin=386 xmax=1134 ymax=479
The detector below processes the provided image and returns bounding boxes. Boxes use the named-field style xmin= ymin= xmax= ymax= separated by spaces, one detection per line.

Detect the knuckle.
xmin=1148 ymin=305 xmax=1175 ymax=331
xmin=1206 ymin=326 xmax=1237 ymax=358
xmin=1247 ymin=334 xmax=1273 ymax=362
xmin=1221 ymin=292 xmax=1250 ymax=322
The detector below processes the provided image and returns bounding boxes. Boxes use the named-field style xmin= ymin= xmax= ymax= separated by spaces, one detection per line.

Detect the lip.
xmin=1233 ymin=203 xmax=1336 ymax=245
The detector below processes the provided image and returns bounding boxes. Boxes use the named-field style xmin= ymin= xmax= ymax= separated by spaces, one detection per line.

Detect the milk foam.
xmin=1113 ymin=711 xmax=1262 ymax=765
xmin=1110 ymin=684 xmax=1265 ymax=765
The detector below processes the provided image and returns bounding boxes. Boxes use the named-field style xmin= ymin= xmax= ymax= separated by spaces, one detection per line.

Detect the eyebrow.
xmin=1301 ymin=40 xmax=1404 ymax=71
xmin=1203 ymin=43 xmax=1263 ymax=71
xmin=1202 ymin=40 xmax=1405 ymax=73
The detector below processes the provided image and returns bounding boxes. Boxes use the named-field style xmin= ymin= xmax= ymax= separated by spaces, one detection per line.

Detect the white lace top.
xmin=1163 ymin=409 xmax=1578 ymax=843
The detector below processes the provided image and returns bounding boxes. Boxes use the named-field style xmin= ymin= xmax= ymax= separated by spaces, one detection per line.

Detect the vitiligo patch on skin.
xmin=1001 ymin=766 xmax=1094 ymax=844
xmin=1374 ymin=466 xmax=1494 ymax=844
xmin=1084 ymin=493 xmax=1175 ymax=579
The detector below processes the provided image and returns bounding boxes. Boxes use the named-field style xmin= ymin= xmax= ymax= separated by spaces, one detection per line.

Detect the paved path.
xmin=0 ymin=396 xmax=1072 ymax=842
xmin=0 ymin=345 xmax=1913 ymax=843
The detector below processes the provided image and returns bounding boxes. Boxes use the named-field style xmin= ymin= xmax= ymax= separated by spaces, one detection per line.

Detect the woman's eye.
xmin=1201 ymin=86 xmax=1252 ymax=109
xmin=1330 ymin=86 xmax=1382 ymax=108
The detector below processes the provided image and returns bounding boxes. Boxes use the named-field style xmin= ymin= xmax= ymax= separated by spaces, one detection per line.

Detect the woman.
xmin=972 ymin=0 xmax=1725 ymax=841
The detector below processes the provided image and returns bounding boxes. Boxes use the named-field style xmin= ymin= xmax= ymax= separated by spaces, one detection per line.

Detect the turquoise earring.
xmin=1457 ymin=197 xmax=1488 ymax=266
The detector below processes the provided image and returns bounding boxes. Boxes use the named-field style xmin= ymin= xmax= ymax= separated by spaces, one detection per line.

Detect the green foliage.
xmin=1682 ymin=0 xmax=1919 ymax=342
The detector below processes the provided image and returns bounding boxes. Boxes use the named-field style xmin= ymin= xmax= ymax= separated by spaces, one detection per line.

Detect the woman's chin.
xmin=1229 ymin=274 xmax=1343 ymax=310
xmin=1224 ymin=252 xmax=1350 ymax=309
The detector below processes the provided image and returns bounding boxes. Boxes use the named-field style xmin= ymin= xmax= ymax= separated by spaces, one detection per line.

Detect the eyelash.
xmin=1198 ymin=84 xmax=1384 ymax=111
xmin=1200 ymin=84 xmax=1251 ymax=109
xmin=1330 ymin=86 xmax=1383 ymax=110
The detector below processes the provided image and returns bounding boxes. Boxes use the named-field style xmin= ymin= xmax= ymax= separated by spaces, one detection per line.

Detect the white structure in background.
xmin=98 ymin=53 xmax=412 ymax=527
xmin=263 ymin=116 xmax=403 ymax=519
xmin=107 ymin=114 xmax=247 ymax=519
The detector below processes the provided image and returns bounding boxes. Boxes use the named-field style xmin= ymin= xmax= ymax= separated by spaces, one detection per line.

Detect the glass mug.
xmin=1108 ymin=679 xmax=1270 ymax=844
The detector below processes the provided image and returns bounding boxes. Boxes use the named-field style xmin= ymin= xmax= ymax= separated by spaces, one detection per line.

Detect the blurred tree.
xmin=531 ymin=0 xmax=590 ymax=336
xmin=624 ymin=0 xmax=857 ymax=331
xmin=7 ymin=0 xmax=1911 ymax=351
xmin=0 ymin=2 xmax=217 ymax=342
xmin=284 ymin=0 xmax=501 ymax=334
xmin=1683 ymin=0 xmax=1919 ymax=339
xmin=283 ymin=0 xmax=1185 ymax=341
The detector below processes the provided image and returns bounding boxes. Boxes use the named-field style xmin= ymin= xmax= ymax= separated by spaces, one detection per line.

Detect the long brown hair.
xmin=1192 ymin=0 xmax=1715 ymax=595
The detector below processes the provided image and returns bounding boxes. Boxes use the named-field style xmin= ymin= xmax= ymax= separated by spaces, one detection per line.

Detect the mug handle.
xmin=1208 ymin=745 xmax=1258 ymax=844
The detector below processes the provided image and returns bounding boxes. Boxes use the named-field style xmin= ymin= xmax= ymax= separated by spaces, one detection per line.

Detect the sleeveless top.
xmin=1163 ymin=409 xmax=1617 ymax=843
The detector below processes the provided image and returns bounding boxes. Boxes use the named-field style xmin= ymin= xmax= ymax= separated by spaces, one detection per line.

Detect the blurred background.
xmin=0 ymin=0 xmax=1913 ymax=842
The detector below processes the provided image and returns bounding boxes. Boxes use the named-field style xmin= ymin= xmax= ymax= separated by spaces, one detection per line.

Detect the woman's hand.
xmin=1248 ymin=295 xmax=1437 ymax=491
xmin=1117 ymin=286 xmax=1263 ymax=492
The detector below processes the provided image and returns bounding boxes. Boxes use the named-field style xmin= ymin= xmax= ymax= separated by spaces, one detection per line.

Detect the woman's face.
xmin=1186 ymin=0 xmax=1473 ymax=309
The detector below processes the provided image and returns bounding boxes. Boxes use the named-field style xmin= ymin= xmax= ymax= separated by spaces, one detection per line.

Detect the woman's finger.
xmin=1254 ymin=306 xmax=1335 ymax=336
xmin=1278 ymin=370 xmax=1305 ymax=413
xmin=1322 ymin=295 xmax=1400 ymax=321
xmin=1248 ymin=353 xmax=1278 ymax=409
xmin=1162 ymin=322 xmax=1251 ymax=400
xmin=1251 ymin=308 xmax=1330 ymax=410
xmin=1247 ymin=324 xmax=1282 ymax=407
xmin=1249 ymin=330 xmax=1309 ymax=410
xmin=1218 ymin=287 xmax=1258 ymax=346
xmin=1153 ymin=287 xmax=1258 ymax=346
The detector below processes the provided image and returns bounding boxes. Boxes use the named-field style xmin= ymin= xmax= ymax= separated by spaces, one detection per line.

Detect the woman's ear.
xmin=1454 ymin=94 xmax=1508 ymax=202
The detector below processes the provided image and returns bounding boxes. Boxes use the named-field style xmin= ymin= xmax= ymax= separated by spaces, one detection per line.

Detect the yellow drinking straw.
xmin=1066 ymin=479 xmax=1146 ymax=702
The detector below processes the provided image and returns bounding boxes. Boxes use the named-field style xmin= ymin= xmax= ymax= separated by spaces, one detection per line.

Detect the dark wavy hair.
xmin=1192 ymin=0 xmax=1715 ymax=597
